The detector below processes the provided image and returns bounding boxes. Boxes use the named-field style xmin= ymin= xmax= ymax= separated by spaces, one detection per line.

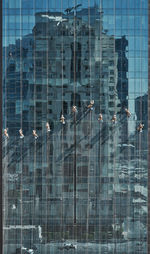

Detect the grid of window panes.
xmin=2 ymin=0 xmax=148 ymax=253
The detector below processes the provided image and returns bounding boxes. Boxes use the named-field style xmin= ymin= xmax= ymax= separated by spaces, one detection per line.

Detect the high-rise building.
xmin=1 ymin=0 xmax=149 ymax=253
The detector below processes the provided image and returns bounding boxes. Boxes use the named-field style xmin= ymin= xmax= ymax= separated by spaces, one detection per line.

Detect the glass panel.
xmin=2 ymin=0 xmax=148 ymax=253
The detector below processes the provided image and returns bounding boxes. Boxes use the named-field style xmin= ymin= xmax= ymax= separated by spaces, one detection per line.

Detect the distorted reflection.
xmin=2 ymin=1 xmax=148 ymax=253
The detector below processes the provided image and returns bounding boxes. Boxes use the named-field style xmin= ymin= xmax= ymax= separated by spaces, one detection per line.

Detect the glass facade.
xmin=2 ymin=0 xmax=148 ymax=253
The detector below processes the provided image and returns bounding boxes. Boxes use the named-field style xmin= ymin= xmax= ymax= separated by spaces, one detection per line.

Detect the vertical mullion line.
xmin=113 ymin=0 xmax=117 ymax=252
xmin=3 ymin=3 xmax=7 ymax=253
xmin=148 ymin=0 xmax=150 ymax=252
xmin=0 ymin=0 xmax=3 ymax=251
xmin=19 ymin=0 xmax=23 ymax=250
xmin=86 ymin=0 xmax=91 ymax=248
xmin=33 ymin=0 xmax=36 ymax=248
xmin=60 ymin=0 xmax=64 ymax=241
xmin=45 ymin=0 xmax=49 ymax=250
xmin=101 ymin=1 xmax=104 ymax=250
xmin=139 ymin=0 xmax=142 ymax=247
xmin=80 ymin=1 xmax=83 ymax=241
xmin=93 ymin=4 xmax=96 ymax=243
xmin=54 ymin=0 xmax=56 ymax=242
xmin=73 ymin=0 xmax=77 ymax=228
xmin=98 ymin=0 xmax=102 ymax=251
xmin=3 ymin=1 xmax=7 ymax=253
xmin=127 ymin=0 xmax=130 ymax=253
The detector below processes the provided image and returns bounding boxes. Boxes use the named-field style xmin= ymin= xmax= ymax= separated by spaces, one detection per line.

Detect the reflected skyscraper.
xmin=1 ymin=1 xmax=149 ymax=253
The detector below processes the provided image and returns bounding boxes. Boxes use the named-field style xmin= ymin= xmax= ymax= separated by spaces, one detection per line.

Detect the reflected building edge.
xmin=2 ymin=2 xmax=148 ymax=254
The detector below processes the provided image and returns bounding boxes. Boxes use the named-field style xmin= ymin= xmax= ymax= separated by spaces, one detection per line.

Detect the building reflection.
xmin=2 ymin=5 xmax=147 ymax=254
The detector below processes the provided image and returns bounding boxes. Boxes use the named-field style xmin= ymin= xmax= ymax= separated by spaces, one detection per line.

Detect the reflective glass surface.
xmin=2 ymin=0 xmax=148 ymax=253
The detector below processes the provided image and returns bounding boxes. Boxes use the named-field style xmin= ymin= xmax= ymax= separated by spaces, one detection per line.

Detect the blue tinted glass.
xmin=2 ymin=0 xmax=148 ymax=253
